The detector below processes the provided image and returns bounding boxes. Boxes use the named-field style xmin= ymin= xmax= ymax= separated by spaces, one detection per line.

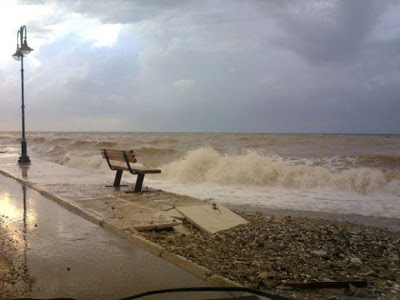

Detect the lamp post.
xmin=12 ymin=25 xmax=33 ymax=164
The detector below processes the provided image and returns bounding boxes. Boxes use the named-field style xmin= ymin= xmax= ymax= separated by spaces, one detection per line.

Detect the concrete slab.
xmin=176 ymin=204 xmax=248 ymax=234
xmin=154 ymin=208 xmax=186 ymax=220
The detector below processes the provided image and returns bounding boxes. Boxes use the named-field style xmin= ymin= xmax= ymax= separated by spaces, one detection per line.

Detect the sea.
xmin=1 ymin=132 xmax=399 ymax=219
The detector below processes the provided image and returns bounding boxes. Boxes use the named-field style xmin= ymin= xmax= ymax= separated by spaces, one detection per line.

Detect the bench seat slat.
xmin=131 ymin=169 xmax=161 ymax=174
xmin=112 ymin=166 xmax=161 ymax=174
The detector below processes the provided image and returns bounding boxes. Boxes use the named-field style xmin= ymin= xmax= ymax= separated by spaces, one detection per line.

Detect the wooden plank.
xmin=123 ymin=150 xmax=137 ymax=163
xmin=284 ymin=281 xmax=368 ymax=289
xmin=130 ymin=168 xmax=161 ymax=174
xmin=101 ymin=149 xmax=137 ymax=163
xmin=176 ymin=204 xmax=248 ymax=234
xmin=101 ymin=149 xmax=125 ymax=161
xmin=111 ymin=167 xmax=161 ymax=174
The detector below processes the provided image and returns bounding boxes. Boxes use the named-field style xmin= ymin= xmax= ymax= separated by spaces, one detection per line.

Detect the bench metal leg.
xmin=134 ymin=173 xmax=145 ymax=193
xmin=114 ymin=170 xmax=123 ymax=187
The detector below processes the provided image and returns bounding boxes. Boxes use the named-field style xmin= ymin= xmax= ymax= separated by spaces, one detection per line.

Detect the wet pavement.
xmin=0 ymin=174 xmax=227 ymax=299
xmin=0 ymin=153 xmax=208 ymax=231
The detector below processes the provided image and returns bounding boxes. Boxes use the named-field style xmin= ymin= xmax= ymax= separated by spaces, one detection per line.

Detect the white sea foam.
xmin=62 ymin=154 xmax=111 ymax=174
xmin=161 ymin=148 xmax=400 ymax=196
xmin=148 ymin=179 xmax=400 ymax=218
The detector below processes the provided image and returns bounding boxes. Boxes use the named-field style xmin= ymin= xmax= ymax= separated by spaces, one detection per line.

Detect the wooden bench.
xmin=101 ymin=148 xmax=161 ymax=193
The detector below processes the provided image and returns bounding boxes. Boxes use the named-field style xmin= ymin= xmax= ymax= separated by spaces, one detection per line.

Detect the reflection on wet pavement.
xmin=0 ymin=174 xmax=221 ymax=300
xmin=22 ymin=185 xmax=29 ymax=285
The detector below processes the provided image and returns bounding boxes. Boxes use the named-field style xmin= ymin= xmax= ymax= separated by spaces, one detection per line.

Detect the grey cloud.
xmin=269 ymin=0 xmax=385 ymax=64
xmin=3 ymin=0 xmax=400 ymax=133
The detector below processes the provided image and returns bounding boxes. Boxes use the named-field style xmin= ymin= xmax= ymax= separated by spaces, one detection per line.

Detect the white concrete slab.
xmin=176 ymin=204 xmax=248 ymax=234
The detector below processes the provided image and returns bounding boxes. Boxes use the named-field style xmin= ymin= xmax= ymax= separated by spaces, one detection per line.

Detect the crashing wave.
xmin=161 ymin=148 xmax=400 ymax=195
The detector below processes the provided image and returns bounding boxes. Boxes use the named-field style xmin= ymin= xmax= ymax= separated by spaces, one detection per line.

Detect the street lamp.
xmin=12 ymin=25 xmax=33 ymax=164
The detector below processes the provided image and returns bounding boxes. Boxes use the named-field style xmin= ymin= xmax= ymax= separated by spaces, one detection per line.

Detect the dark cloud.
xmin=269 ymin=0 xmax=385 ymax=64
xmin=2 ymin=0 xmax=400 ymax=133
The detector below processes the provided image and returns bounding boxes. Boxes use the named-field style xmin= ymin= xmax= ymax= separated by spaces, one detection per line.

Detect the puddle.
xmin=0 ymin=174 xmax=224 ymax=299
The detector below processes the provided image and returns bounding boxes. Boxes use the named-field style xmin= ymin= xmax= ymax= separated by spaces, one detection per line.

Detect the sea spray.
xmin=63 ymin=155 xmax=110 ymax=174
xmin=161 ymin=147 xmax=400 ymax=195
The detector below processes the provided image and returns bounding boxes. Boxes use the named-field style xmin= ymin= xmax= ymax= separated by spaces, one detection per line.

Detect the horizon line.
xmin=1 ymin=130 xmax=399 ymax=135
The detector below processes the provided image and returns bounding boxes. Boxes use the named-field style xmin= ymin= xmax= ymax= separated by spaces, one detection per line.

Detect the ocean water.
xmin=1 ymin=132 xmax=399 ymax=218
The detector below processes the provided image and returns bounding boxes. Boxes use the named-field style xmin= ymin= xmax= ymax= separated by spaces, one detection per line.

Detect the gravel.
xmin=142 ymin=210 xmax=400 ymax=300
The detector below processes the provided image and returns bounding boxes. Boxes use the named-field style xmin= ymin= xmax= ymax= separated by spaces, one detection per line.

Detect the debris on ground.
xmin=142 ymin=210 xmax=400 ymax=299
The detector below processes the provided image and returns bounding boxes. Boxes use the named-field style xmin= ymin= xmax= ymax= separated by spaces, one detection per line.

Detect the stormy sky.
xmin=0 ymin=0 xmax=399 ymax=133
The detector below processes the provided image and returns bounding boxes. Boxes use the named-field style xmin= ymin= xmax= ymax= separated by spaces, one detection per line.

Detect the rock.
xmin=257 ymin=272 xmax=270 ymax=280
xmin=251 ymin=260 xmax=261 ymax=268
xmin=173 ymin=224 xmax=191 ymax=235
xmin=265 ymin=280 xmax=280 ymax=289
xmin=350 ymin=257 xmax=362 ymax=265
xmin=360 ymin=270 xmax=375 ymax=276
xmin=392 ymin=283 xmax=400 ymax=292
xmin=264 ymin=242 xmax=281 ymax=250
xmin=311 ymin=250 xmax=328 ymax=258
xmin=264 ymin=215 xmax=275 ymax=223
xmin=346 ymin=284 xmax=359 ymax=296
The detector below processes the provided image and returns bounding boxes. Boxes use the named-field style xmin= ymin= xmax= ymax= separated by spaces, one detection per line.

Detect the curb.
xmin=0 ymin=168 xmax=243 ymax=289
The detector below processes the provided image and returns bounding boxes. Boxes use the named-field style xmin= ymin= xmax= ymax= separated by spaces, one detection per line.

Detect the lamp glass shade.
xmin=12 ymin=49 xmax=22 ymax=61
xmin=20 ymin=40 xmax=33 ymax=55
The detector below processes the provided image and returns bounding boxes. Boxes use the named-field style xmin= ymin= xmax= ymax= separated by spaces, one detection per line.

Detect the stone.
xmin=311 ymin=250 xmax=328 ymax=258
xmin=173 ymin=224 xmax=191 ymax=235
xmin=251 ymin=260 xmax=261 ymax=268
xmin=348 ymin=283 xmax=358 ymax=295
xmin=257 ymin=271 xmax=269 ymax=280
xmin=350 ymin=257 xmax=362 ymax=265
xmin=264 ymin=242 xmax=281 ymax=250
xmin=257 ymin=271 xmax=278 ymax=280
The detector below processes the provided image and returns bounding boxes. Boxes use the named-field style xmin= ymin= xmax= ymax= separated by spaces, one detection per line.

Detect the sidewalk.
xmin=0 ymin=174 xmax=218 ymax=299
xmin=0 ymin=153 xmax=241 ymax=288
xmin=0 ymin=153 xmax=205 ymax=230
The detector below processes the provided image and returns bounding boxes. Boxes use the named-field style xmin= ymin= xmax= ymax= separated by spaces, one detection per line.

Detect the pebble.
xmin=311 ymin=250 xmax=328 ymax=258
xmin=350 ymin=257 xmax=362 ymax=265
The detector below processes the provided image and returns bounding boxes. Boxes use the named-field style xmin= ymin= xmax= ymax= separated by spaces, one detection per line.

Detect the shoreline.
xmin=228 ymin=204 xmax=400 ymax=232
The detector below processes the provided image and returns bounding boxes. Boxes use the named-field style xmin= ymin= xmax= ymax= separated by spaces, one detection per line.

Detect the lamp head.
xmin=12 ymin=46 xmax=22 ymax=61
xmin=20 ymin=38 xmax=33 ymax=55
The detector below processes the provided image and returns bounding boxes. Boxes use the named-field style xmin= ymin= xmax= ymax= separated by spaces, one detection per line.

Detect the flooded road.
xmin=0 ymin=174 xmax=221 ymax=299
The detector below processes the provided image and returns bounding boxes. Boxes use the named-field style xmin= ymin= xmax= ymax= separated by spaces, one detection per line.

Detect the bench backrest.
xmin=101 ymin=149 xmax=137 ymax=164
